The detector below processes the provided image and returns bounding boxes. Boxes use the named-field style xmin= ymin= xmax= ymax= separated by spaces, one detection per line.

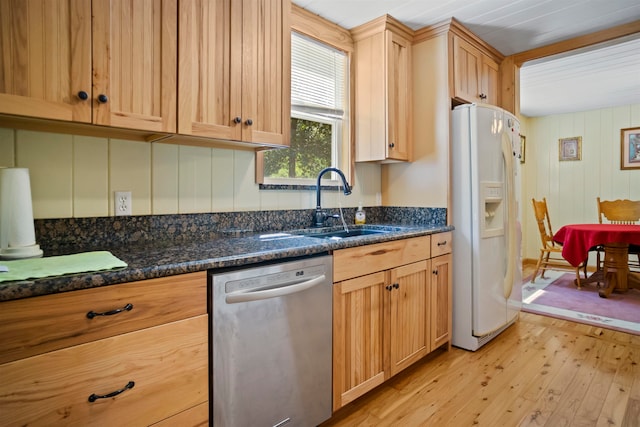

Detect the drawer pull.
xmin=437 ymin=241 xmax=447 ymax=246
xmin=86 ymin=303 xmax=133 ymax=319
xmin=88 ymin=381 xmax=135 ymax=402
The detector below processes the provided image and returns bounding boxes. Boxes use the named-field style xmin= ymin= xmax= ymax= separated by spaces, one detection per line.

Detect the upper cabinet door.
xmin=178 ymin=0 xmax=290 ymax=147
xmin=453 ymin=35 xmax=500 ymax=105
xmin=240 ymin=0 xmax=290 ymax=146
xmin=453 ymin=36 xmax=481 ymax=103
xmin=178 ymin=0 xmax=239 ymax=141
xmin=0 ymin=0 xmax=92 ymax=122
xmin=386 ymin=31 xmax=412 ymax=161
xmin=480 ymin=57 xmax=499 ymax=105
xmin=93 ymin=0 xmax=177 ymax=133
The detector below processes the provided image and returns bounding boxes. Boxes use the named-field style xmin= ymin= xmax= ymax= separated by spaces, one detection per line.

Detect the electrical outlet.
xmin=115 ymin=191 xmax=132 ymax=216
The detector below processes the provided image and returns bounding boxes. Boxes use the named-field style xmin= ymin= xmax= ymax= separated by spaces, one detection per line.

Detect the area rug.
xmin=521 ymin=271 xmax=640 ymax=335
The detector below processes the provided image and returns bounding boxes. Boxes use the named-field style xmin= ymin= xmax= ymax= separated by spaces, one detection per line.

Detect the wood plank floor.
xmin=321 ymin=266 xmax=640 ymax=427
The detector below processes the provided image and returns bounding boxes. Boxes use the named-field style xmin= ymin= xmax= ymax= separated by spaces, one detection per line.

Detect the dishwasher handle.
xmin=225 ymin=274 xmax=327 ymax=304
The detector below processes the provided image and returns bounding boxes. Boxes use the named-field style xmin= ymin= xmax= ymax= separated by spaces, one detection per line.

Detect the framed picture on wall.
xmin=519 ymin=135 xmax=526 ymax=164
xmin=559 ymin=136 xmax=582 ymax=161
xmin=620 ymin=127 xmax=640 ymax=170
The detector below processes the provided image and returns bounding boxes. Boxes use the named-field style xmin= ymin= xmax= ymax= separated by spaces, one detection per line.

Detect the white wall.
xmin=0 ymin=128 xmax=381 ymax=219
xmin=521 ymin=103 xmax=640 ymax=264
xmin=381 ymin=34 xmax=450 ymax=208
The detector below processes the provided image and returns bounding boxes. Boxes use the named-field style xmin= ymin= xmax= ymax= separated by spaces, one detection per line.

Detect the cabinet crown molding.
xmin=350 ymin=14 xmax=414 ymax=41
xmin=414 ymin=17 xmax=504 ymax=62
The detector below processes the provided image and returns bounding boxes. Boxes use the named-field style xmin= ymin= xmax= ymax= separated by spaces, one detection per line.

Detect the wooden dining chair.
xmin=597 ymin=198 xmax=640 ymax=224
xmin=531 ymin=198 xmax=587 ymax=286
xmin=597 ymin=197 xmax=640 ymax=272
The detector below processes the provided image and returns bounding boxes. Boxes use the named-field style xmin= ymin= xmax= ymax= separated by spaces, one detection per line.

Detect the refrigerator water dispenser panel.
xmin=481 ymin=181 xmax=504 ymax=238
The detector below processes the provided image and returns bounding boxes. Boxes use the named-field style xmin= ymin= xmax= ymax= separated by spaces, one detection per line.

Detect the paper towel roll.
xmin=0 ymin=167 xmax=43 ymax=259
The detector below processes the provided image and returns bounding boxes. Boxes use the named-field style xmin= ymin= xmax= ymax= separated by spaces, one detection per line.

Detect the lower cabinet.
xmin=332 ymin=233 xmax=452 ymax=411
xmin=0 ymin=272 xmax=209 ymax=427
xmin=430 ymin=232 xmax=453 ymax=350
xmin=431 ymin=252 xmax=453 ymax=350
xmin=388 ymin=260 xmax=431 ymax=377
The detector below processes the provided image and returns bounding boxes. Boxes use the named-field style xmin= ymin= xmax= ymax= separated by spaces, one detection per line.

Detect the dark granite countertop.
xmin=0 ymin=224 xmax=452 ymax=302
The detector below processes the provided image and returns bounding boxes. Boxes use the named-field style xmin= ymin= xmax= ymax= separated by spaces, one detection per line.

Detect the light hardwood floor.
xmin=321 ymin=266 xmax=640 ymax=427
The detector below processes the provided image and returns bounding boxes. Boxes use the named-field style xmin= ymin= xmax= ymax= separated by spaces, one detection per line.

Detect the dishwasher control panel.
xmin=225 ymin=264 xmax=327 ymax=293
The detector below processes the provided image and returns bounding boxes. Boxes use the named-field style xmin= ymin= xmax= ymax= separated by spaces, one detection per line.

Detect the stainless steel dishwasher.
xmin=211 ymin=255 xmax=333 ymax=427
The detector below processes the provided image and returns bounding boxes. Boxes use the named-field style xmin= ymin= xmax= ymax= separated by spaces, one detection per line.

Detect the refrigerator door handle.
xmin=501 ymin=130 xmax=517 ymax=299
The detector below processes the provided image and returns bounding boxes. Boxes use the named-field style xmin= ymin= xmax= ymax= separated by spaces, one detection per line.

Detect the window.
xmin=261 ymin=31 xmax=349 ymax=186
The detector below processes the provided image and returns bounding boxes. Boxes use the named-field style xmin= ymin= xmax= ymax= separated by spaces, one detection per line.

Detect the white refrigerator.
xmin=451 ymin=103 xmax=522 ymax=351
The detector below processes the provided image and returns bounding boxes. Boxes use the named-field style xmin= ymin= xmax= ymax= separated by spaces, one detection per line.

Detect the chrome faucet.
xmin=314 ymin=167 xmax=352 ymax=227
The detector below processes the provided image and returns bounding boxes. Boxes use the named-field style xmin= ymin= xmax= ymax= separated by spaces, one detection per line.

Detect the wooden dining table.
xmin=553 ymin=223 xmax=640 ymax=297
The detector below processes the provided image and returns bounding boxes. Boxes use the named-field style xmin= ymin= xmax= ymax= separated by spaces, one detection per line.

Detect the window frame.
xmin=256 ymin=5 xmax=355 ymax=189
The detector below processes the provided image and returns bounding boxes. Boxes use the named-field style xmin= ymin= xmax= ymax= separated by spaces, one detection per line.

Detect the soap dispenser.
xmin=355 ymin=203 xmax=366 ymax=225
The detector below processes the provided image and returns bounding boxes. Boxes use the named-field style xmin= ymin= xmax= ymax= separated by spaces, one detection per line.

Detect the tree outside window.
xmin=264 ymin=116 xmax=333 ymax=180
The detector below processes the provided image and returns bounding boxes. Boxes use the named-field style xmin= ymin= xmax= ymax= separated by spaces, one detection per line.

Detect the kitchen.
xmin=1 ymin=0 xmax=639 ymax=426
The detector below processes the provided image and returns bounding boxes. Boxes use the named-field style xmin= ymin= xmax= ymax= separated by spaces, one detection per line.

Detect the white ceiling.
xmin=292 ymin=0 xmax=640 ymax=117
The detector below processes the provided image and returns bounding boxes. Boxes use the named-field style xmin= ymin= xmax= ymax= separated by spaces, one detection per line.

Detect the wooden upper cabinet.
xmin=241 ymin=0 xmax=290 ymax=146
xmin=353 ymin=16 xmax=413 ymax=163
xmin=386 ymin=32 xmax=412 ymax=161
xmin=92 ymin=0 xmax=177 ymax=133
xmin=178 ymin=0 xmax=290 ymax=147
xmin=178 ymin=0 xmax=236 ymax=140
xmin=0 ymin=0 xmax=177 ymax=133
xmin=0 ymin=0 xmax=92 ymax=123
xmin=481 ymin=56 xmax=499 ymax=105
xmin=453 ymin=35 xmax=499 ymax=105
xmin=453 ymin=36 xmax=480 ymax=103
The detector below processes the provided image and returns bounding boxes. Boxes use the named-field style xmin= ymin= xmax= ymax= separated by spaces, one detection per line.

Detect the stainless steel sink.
xmin=302 ymin=228 xmax=389 ymax=240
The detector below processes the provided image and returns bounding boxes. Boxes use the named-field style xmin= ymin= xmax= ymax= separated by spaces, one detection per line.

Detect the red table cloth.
xmin=553 ymin=224 xmax=640 ymax=267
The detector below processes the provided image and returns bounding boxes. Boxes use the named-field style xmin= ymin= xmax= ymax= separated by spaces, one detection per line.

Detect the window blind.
xmin=291 ymin=32 xmax=347 ymax=119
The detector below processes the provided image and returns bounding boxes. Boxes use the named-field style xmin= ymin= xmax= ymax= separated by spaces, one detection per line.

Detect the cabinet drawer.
xmin=333 ymin=236 xmax=430 ymax=282
xmin=0 ymin=315 xmax=208 ymax=427
xmin=431 ymin=232 xmax=452 ymax=257
xmin=0 ymin=272 xmax=207 ymax=364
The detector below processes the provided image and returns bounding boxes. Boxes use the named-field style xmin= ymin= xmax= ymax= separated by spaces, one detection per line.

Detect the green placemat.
xmin=0 ymin=251 xmax=128 ymax=282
